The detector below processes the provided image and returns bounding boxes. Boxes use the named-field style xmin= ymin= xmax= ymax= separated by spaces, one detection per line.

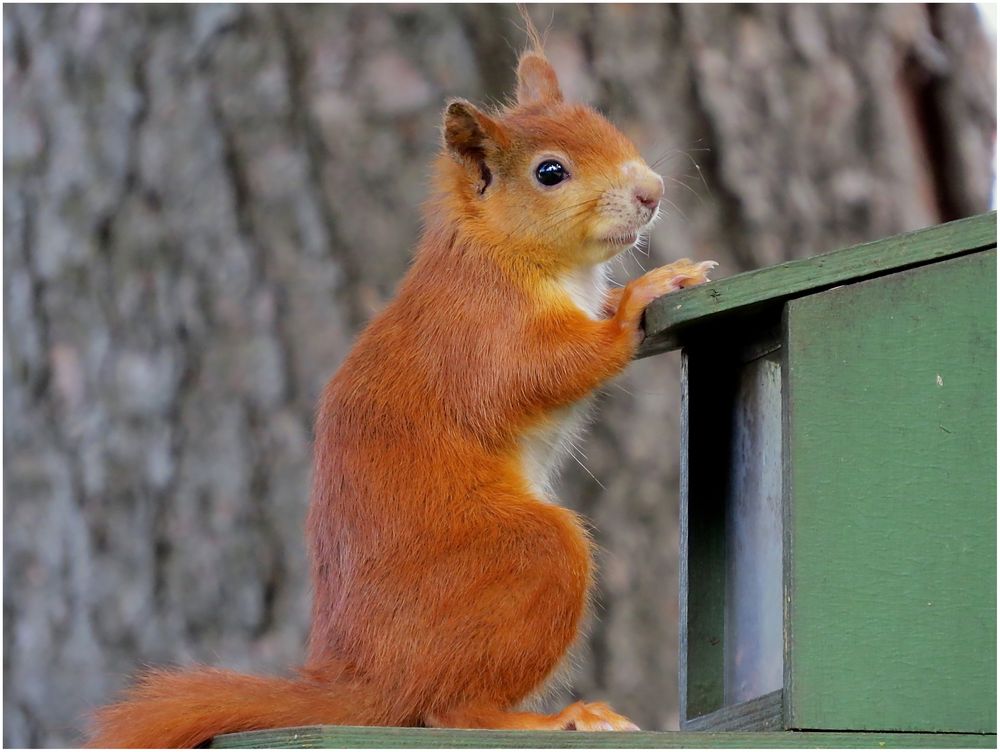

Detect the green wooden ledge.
xmin=638 ymin=211 xmax=997 ymax=357
xmin=210 ymin=727 xmax=996 ymax=748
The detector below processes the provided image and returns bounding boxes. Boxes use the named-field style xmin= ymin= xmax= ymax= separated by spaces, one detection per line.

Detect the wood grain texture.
xmin=783 ymin=250 xmax=997 ymax=733
xmin=682 ymin=689 xmax=783 ymax=732
xmin=210 ymin=727 xmax=995 ymax=748
xmin=640 ymin=212 xmax=997 ymax=356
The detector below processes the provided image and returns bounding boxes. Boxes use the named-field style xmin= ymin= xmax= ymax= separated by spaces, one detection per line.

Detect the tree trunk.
xmin=3 ymin=4 xmax=994 ymax=746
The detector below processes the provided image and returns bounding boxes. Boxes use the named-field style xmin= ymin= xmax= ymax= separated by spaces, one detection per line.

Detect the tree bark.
xmin=3 ymin=4 xmax=994 ymax=746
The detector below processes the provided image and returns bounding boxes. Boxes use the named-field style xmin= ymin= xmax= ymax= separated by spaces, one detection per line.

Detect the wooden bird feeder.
xmin=640 ymin=210 xmax=997 ymax=738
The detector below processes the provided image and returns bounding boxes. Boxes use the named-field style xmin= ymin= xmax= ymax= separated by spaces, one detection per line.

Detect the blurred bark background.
xmin=3 ymin=4 xmax=995 ymax=746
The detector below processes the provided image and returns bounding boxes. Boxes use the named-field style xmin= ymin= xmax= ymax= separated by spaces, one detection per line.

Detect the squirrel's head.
xmin=436 ymin=47 xmax=664 ymax=272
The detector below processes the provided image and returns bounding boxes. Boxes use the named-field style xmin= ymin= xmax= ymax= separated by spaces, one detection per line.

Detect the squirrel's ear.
xmin=443 ymin=99 xmax=507 ymax=192
xmin=443 ymin=99 xmax=506 ymax=159
xmin=516 ymin=52 xmax=563 ymax=107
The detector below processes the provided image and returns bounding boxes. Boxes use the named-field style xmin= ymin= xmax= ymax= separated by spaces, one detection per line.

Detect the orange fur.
xmin=86 ymin=33 xmax=716 ymax=747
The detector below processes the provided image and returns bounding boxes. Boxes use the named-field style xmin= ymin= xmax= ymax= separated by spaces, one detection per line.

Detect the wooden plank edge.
xmin=780 ymin=302 xmax=798 ymax=732
xmin=210 ymin=727 xmax=996 ymax=749
xmin=678 ymin=351 xmax=692 ymax=726
xmin=682 ymin=690 xmax=783 ymax=731
xmin=638 ymin=211 xmax=997 ymax=358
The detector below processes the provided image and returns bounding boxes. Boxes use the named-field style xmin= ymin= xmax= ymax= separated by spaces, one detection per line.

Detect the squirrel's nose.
xmin=634 ymin=174 xmax=664 ymax=210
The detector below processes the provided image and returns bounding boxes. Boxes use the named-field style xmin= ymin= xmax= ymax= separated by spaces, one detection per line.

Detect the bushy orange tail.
xmin=85 ymin=666 xmax=381 ymax=748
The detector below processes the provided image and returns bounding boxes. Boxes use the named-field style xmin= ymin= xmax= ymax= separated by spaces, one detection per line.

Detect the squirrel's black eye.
xmin=535 ymin=159 xmax=568 ymax=187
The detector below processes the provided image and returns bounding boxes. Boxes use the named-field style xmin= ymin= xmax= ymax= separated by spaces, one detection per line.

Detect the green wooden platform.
xmin=639 ymin=211 xmax=997 ymax=356
xmin=210 ymin=726 xmax=996 ymax=748
xmin=671 ymin=211 xmax=996 ymax=738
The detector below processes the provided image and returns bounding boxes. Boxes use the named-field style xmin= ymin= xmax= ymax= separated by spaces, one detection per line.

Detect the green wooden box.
xmin=642 ymin=211 xmax=997 ymax=736
xmin=212 ymin=213 xmax=997 ymax=748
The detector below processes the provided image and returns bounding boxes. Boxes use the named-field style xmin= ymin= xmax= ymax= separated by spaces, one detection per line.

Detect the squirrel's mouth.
xmin=598 ymin=210 xmax=658 ymax=250
xmin=600 ymin=230 xmax=639 ymax=248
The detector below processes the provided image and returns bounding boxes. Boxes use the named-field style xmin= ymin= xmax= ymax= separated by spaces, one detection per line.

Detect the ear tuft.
xmin=516 ymin=52 xmax=563 ymax=107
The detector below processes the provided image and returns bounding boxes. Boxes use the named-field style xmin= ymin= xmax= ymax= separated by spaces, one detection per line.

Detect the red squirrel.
xmin=87 ymin=26 xmax=716 ymax=748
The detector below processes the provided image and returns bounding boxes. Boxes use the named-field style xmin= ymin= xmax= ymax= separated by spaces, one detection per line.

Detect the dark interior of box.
xmin=681 ymin=315 xmax=785 ymax=728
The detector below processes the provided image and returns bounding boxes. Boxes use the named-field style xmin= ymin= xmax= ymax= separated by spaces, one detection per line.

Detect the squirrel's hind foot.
xmin=425 ymin=700 xmax=639 ymax=731
xmin=555 ymin=700 xmax=640 ymax=731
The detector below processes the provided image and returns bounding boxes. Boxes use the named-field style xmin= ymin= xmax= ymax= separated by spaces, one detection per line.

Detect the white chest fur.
xmin=520 ymin=400 xmax=597 ymax=501
xmin=558 ymin=262 xmax=610 ymax=320
xmin=520 ymin=263 xmax=609 ymax=500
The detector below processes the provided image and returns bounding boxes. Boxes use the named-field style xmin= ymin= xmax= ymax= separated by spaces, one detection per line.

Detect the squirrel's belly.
xmin=519 ymin=398 xmax=597 ymax=502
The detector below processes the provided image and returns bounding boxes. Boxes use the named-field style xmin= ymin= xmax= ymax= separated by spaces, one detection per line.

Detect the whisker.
xmin=611 ymin=380 xmax=636 ymax=397
xmin=527 ymin=207 xmax=596 ymax=239
xmin=613 ymin=382 xmax=671 ymax=397
xmin=649 ymin=146 xmax=712 ymax=171
xmin=504 ymin=197 xmax=600 ymax=240
xmin=670 ymin=151 xmax=712 ymax=197
xmin=505 ymin=199 xmax=596 ymax=236
xmin=567 ymin=445 xmax=606 ymax=491
xmin=628 ymin=246 xmax=647 ymax=272
xmin=661 ymin=195 xmax=688 ymax=223
xmin=634 ymin=233 xmax=650 ymax=257
xmin=665 ymin=174 xmax=704 ymax=204
xmin=646 ymin=146 xmax=681 ymax=171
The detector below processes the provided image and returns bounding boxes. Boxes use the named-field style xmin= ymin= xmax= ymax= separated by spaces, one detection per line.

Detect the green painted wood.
xmin=682 ymin=689 xmax=783 ymax=732
xmin=783 ymin=250 xmax=997 ymax=733
xmin=210 ymin=727 xmax=996 ymax=748
xmin=639 ymin=211 xmax=997 ymax=357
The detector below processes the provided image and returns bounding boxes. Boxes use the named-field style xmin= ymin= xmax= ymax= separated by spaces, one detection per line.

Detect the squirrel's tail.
xmin=85 ymin=666 xmax=385 ymax=748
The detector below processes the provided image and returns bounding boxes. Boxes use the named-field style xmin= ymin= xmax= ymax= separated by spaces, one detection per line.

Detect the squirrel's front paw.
xmin=631 ymin=258 xmax=717 ymax=306
xmin=617 ymin=259 xmax=718 ymax=331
